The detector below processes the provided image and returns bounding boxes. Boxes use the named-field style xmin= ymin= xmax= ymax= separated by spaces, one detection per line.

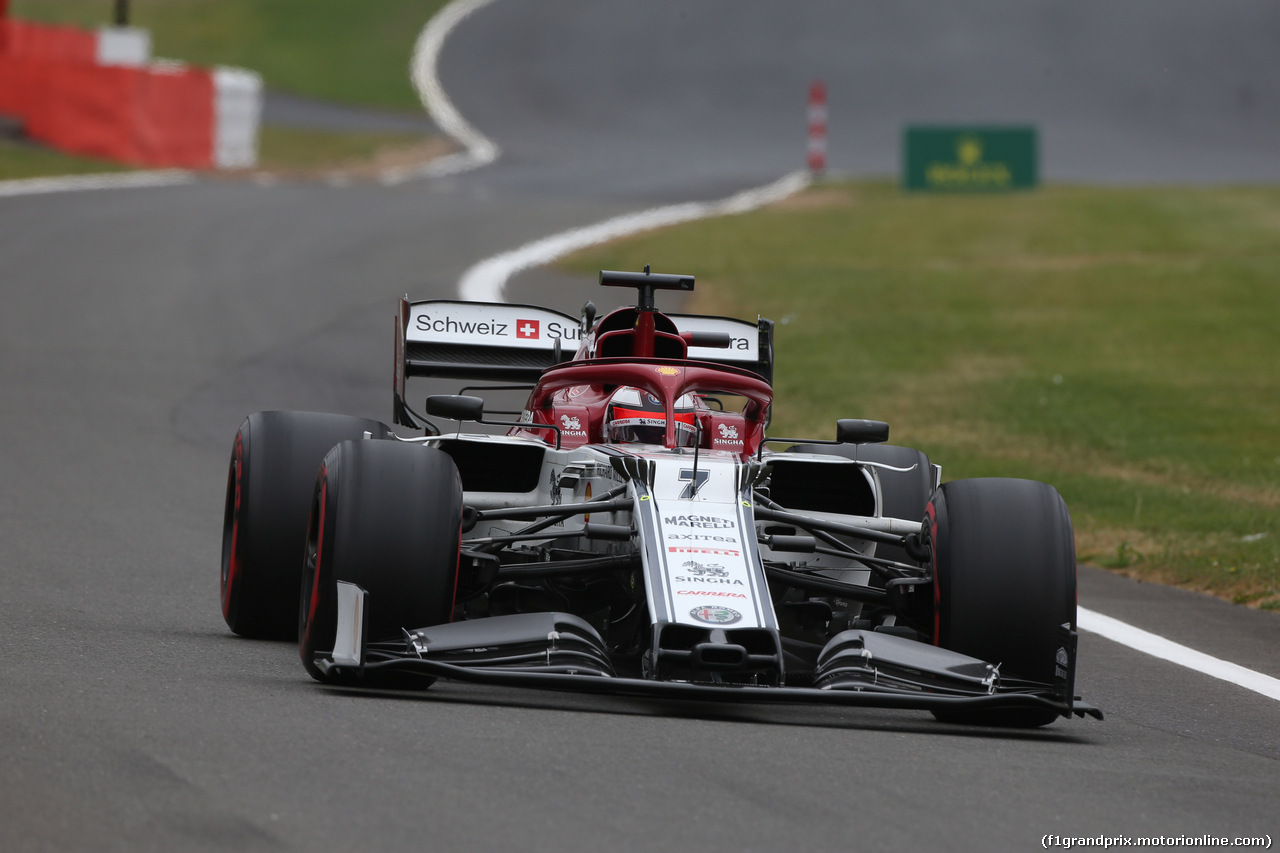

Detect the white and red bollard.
xmin=807 ymin=79 xmax=826 ymax=176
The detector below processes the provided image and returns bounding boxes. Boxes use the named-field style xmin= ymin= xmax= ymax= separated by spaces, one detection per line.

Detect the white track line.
xmin=458 ymin=170 xmax=812 ymax=302
xmin=0 ymin=169 xmax=194 ymax=198
xmin=1079 ymin=606 xmax=1280 ymax=701
xmin=390 ymin=0 xmax=502 ymax=184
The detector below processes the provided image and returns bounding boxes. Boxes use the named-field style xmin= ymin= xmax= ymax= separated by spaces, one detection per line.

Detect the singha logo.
xmin=560 ymin=415 xmax=582 ymax=431
xmin=717 ymin=423 xmax=739 ymax=440
xmin=680 ymin=560 xmax=728 ymax=578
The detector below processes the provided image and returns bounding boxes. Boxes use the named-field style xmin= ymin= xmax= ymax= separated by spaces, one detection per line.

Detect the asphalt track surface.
xmin=2 ymin=3 xmax=1278 ymax=851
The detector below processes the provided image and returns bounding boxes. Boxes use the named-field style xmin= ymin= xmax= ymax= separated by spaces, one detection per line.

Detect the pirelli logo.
xmin=668 ymin=547 xmax=741 ymax=556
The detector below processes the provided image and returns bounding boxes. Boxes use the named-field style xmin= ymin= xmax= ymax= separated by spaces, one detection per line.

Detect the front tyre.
xmin=221 ymin=411 xmax=392 ymax=639
xmin=928 ymin=478 xmax=1076 ymax=727
xmin=299 ymin=440 xmax=462 ymax=683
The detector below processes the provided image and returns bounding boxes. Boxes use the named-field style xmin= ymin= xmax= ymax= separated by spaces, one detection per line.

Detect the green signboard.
xmin=903 ymin=126 xmax=1038 ymax=191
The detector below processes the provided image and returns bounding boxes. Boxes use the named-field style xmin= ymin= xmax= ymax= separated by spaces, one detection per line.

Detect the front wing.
xmin=315 ymin=583 xmax=1102 ymax=720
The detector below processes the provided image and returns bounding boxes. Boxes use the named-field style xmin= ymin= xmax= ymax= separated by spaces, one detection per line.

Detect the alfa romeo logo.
xmin=690 ymin=606 xmax=742 ymax=625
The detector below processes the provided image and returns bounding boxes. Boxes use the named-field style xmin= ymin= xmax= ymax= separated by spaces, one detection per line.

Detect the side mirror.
xmin=836 ymin=418 xmax=889 ymax=445
xmin=426 ymin=395 xmax=485 ymax=422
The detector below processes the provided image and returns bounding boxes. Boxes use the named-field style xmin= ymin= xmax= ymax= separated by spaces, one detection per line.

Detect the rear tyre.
xmin=299 ymin=440 xmax=462 ymax=683
xmin=221 ymin=411 xmax=392 ymax=639
xmin=927 ymin=478 xmax=1076 ymax=727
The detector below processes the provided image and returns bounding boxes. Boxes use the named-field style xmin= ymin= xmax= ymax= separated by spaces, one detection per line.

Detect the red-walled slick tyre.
xmin=221 ymin=411 xmax=392 ymax=639
xmin=927 ymin=478 xmax=1077 ymax=727
xmin=299 ymin=440 xmax=462 ymax=683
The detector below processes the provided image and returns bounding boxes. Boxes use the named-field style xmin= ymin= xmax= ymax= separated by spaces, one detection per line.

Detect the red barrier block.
xmin=1 ymin=19 xmax=96 ymax=62
xmin=134 ymin=64 xmax=214 ymax=167
xmin=27 ymin=61 xmax=214 ymax=168
xmin=0 ymin=55 xmax=50 ymax=119
xmin=26 ymin=63 xmax=135 ymax=162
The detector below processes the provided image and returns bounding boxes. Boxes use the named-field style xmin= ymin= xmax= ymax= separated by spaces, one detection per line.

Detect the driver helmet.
xmin=606 ymin=387 xmax=698 ymax=447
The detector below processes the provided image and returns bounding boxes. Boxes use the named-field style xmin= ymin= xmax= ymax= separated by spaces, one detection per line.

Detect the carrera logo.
xmin=676 ymin=590 xmax=746 ymax=599
xmin=516 ymin=319 xmax=540 ymax=339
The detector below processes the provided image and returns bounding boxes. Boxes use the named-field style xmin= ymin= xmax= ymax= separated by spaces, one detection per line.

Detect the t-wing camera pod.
xmin=599 ymin=266 xmax=695 ymax=311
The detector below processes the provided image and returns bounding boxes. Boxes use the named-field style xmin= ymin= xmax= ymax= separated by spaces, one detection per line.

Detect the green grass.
xmin=0 ymin=135 xmax=130 ymax=179
xmin=256 ymin=126 xmax=438 ymax=172
xmin=560 ymin=182 xmax=1280 ymax=608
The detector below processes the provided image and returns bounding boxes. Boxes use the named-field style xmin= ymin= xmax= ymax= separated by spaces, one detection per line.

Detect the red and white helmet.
xmin=606 ymin=387 xmax=698 ymax=447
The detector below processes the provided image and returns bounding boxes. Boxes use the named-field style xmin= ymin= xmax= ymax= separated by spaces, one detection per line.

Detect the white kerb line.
xmin=1079 ymin=606 xmax=1280 ymax=701
xmin=458 ymin=170 xmax=812 ymax=303
xmin=0 ymin=170 xmax=195 ymax=198
xmin=393 ymin=0 xmax=502 ymax=184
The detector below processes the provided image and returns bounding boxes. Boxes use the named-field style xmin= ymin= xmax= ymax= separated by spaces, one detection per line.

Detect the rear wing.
xmin=668 ymin=313 xmax=774 ymax=384
xmin=394 ymin=298 xmax=579 ymax=424
xmin=394 ymin=297 xmax=774 ymax=426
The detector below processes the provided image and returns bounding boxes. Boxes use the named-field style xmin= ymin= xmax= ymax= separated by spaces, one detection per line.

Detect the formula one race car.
xmin=220 ymin=269 xmax=1100 ymax=727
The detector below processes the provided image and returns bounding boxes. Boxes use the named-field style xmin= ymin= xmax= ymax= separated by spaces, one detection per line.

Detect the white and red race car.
xmin=221 ymin=269 xmax=1099 ymax=726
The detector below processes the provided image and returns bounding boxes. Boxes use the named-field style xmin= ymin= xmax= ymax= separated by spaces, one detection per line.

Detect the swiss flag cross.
xmin=516 ymin=320 xmax=540 ymax=339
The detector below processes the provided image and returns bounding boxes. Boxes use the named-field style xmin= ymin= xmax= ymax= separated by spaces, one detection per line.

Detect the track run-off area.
xmin=2 ymin=2 xmax=1278 ymax=851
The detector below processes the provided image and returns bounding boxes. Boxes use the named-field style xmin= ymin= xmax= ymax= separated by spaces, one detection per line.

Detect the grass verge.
xmin=560 ymin=181 xmax=1280 ymax=609
xmin=0 ymin=133 xmax=129 ymax=179
xmin=254 ymin=127 xmax=452 ymax=176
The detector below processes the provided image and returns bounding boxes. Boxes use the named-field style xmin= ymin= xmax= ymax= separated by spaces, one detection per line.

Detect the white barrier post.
xmin=96 ymin=26 xmax=149 ymax=66
xmin=213 ymin=67 xmax=262 ymax=169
